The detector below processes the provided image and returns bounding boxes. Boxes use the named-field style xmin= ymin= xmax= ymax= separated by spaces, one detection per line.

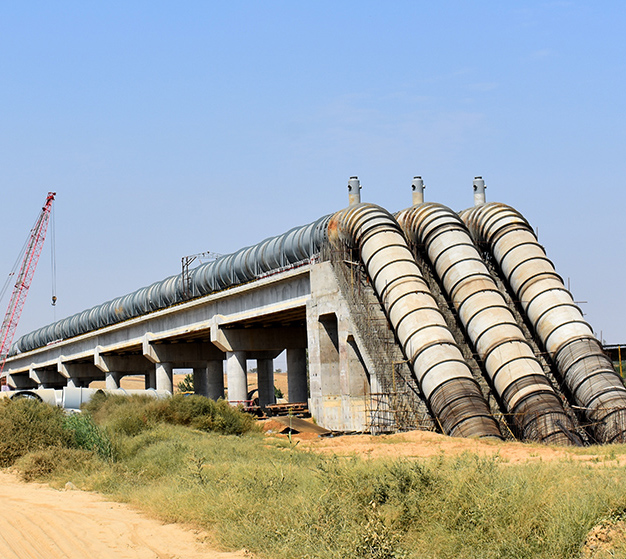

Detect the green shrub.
xmin=177 ymin=373 xmax=194 ymax=392
xmin=83 ymin=393 xmax=256 ymax=436
xmin=0 ymin=398 xmax=70 ymax=466
xmin=83 ymin=393 xmax=156 ymax=436
xmin=15 ymin=447 xmax=97 ymax=482
xmin=63 ymin=412 xmax=114 ymax=460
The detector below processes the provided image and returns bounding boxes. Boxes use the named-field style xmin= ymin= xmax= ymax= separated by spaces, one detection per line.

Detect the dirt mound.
xmin=582 ymin=519 xmax=626 ymax=558
xmin=285 ymin=428 xmax=626 ymax=465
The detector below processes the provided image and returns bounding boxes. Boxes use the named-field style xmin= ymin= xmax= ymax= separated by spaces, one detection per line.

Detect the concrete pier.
xmin=105 ymin=372 xmax=122 ymax=390
xmin=207 ymin=360 xmax=225 ymax=400
xmin=226 ymin=351 xmax=247 ymax=403
xmin=257 ymin=358 xmax=275 ymax=407
xmin=287 ymin=348 xmax=308 ymax=403
xmin=156 ymin=363 xmax=173 ymax=393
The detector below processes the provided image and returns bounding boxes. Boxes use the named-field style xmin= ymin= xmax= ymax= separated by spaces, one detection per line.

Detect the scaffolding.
xmin=321 ymin=242 xmax=435 ymax=434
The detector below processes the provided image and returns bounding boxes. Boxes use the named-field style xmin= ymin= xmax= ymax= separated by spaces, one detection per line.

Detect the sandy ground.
xmin=0 ymin=472 xmax=253 ymax=559
xmin=262 ymin=419 xmax=626 ymax=466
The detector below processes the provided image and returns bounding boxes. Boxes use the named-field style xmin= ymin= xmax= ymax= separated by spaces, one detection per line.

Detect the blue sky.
xmin=1 ymin=1 xmax=625 ymax=344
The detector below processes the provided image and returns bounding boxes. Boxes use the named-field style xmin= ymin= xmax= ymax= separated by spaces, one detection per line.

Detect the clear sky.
xmin=1 ymin=1 xmax=625 ymax=345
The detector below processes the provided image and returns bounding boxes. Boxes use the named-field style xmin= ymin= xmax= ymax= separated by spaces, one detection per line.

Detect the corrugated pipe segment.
xmin=461 ymin=203 xmax=626 ymax=443
xmin=329 ymin=203 xmax=502 ymax=439
xmin=397 ymin=203 xmax=577 ymax=445
xmin=11 ymin=215 xmax=331 ymax=355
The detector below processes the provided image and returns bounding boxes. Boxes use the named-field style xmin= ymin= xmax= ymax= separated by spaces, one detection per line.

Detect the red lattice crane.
xmin=0 ymin=192 xmax=56 ymax=381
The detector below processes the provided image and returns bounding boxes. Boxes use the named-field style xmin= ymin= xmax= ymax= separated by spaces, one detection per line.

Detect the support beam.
xmin=143 ymin=335 xmax=223 ymax=367
xmin=211 ymin=322 xmax=307 ymax=353
xmin=95 ymin=347 xmax=152 ymax=374
xmin=29 ymin=367 xmax=65 ymax=388
xmin=60 ymin=360 xmax=104 ymax=388
xmin=6 ymin=373 xmax=36 ymax=389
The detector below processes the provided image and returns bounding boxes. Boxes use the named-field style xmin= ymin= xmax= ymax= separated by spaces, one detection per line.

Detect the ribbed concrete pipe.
xmin=462 ymin=203 xmax=626 ymax=443
xmin=397 ymin=203 xmax=577 ymax=445
xmin=329 ymin=203 xmax=502 ymax=439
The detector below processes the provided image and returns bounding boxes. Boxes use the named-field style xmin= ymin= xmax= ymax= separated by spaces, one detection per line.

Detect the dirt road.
xmin=0 ymin=472 xmax=251 ymax=559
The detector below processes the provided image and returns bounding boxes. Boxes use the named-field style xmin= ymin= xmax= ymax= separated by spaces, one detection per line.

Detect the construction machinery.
xmin=0 ymin=192 xmax=56 ymax=383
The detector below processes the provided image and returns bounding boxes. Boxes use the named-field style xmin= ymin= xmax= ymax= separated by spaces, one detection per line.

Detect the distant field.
xmin=90 ymin=371 xmax=290 ymax=397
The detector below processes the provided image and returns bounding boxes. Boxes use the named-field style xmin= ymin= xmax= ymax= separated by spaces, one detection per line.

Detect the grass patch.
xmin=0 ymin=398 xmax=70 ymax=466
xmin=4 ymin=396 xmax=626 ymax=558
xmin=83 ymin=392 xmax=257 ymax=436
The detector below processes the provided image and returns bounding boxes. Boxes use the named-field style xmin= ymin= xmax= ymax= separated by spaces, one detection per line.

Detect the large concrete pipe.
xmin=329 ymin=203 xmax=502 ymax=439
xmin=462 ymin=202 xmax=626 ymax=443
xmin=397 ymin=203 xmax=578 ymax=445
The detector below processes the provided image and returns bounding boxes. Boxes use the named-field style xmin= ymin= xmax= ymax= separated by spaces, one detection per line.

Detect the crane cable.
xmin=50 ymin=200 xmax=57 ymax=311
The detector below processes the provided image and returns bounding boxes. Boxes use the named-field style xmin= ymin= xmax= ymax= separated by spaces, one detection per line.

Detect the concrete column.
xmin=226 ymin=351 xmax=247 ymax=404
xmin=105 ymin=372 xmax=122 ymax=390
xmin=207 ymin=360 xmax=225 ymax=401
xmin=287 ymin=347 xmax=308 ymax=403
xmin=145 ymin=369 xmax=156 ymax=390
xmin=193 ymin=367 xmax=209 ymax=397
xmin=257 ymin=358 xmax=275 ymax=407
xmin=156 ymin=362 xmax=173 ymax=393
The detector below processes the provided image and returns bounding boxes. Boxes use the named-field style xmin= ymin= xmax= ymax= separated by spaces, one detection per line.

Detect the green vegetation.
xmin=177 ymin=371 xmax=285 ymax=400
xmin=2 ymin=395 xmax=626 ymax=558
xmin=177 ymin=373 xmax=194 ymax=392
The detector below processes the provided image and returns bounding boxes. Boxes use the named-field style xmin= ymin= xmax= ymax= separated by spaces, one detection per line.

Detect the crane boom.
xmin=0 ymin=192 xmax=56 ymax=379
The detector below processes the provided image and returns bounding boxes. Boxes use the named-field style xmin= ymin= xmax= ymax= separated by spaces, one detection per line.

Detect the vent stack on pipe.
xmin=461 ymin=202 xmax=626 ymax=444
xmin=348 ymin=176 xmax=361 ymax=206
xmin=473 ymin=176 xmax=486 ymax=206
xmin=396 ymin=203 xmax=579 ymax=445
xmin=328 ymin=203 xmax=502 ymax=440
xmin=412 ymin=176 xmax=425 ymax=205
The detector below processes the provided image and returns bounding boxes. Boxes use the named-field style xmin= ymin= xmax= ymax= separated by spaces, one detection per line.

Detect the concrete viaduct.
xmin=4 ymin=261 xmax=373 ymax=431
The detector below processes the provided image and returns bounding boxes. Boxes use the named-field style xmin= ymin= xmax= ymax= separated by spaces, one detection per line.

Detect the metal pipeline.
xmin=397 ymin=203 xmax=577 ymax=445
xmin=461 ymin=202 xmax=626 ymax=443
xmin=329 ymin=203 xmax=502 ymax=439
xmin=11 ymin=215 xmax=331 ymax=355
